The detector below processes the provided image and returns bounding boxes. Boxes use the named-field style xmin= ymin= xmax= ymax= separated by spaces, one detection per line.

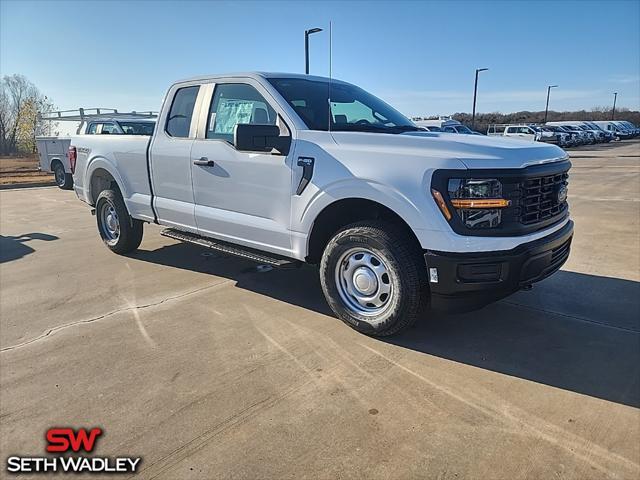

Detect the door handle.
xmin=193 ymin=157 xmax=215 ymax=167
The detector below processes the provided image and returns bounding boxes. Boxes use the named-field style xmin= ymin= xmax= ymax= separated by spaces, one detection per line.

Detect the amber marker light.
xmin=450 ymin=198 xmax=511 ymax=209
xmin=431 ymin=189 xmax=452 ymax=220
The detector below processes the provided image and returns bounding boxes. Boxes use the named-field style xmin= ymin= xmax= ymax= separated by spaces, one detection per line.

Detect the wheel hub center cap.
xmin=352 ymin=267 xmax=377 ymax=295
xmin=107 ymin=215 xmax=117 ymax=231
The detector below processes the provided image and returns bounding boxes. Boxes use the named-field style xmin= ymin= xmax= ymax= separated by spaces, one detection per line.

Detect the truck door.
xmin=189 ymin=81 xmax=294 ymax=257
xmin=149 ymin=84 xmax=201 ymax=232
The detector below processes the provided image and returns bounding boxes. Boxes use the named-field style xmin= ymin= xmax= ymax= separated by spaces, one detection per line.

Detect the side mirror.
xmin=234 ymin=124 xmax=291 ymax=156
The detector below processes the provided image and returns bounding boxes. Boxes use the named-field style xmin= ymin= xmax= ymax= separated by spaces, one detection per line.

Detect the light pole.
xmin=305 ymin=28 xmax=323 ymax=75
xmin=471 ymin=68 xmax=488 ymax=129
xmin=544 ymin=85 xmax=558 ymax=124
xmin=611 ymin=92 xmax=618 ymax=120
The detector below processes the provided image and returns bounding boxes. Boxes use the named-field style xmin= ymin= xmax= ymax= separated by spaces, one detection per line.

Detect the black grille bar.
xmin=519 ymin=172 xmax=568 ymax=225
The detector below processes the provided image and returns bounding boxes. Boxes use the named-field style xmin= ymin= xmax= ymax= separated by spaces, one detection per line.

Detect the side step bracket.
xmin=160 ymin=228 xmax=299 ymax=268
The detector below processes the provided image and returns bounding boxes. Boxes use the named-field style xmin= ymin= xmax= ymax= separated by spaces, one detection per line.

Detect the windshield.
xmin=118 ymin=121 xmax=155 ymax=135
xmin=268 ymin=78 xmax=419 ymax=133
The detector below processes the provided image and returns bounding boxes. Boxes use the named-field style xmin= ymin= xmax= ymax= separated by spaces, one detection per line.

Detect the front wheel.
xmin=95 ymin=189 xmax=143 ymax=254
xmin=319 ymin=221 xmax=428 ymax=337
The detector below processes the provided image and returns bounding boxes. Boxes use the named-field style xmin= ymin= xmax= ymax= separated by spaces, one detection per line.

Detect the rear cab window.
xmin=166 ymin=86 xmax=200 ymax=138
xmin=100 ymin=123 xmax=118 ymax=134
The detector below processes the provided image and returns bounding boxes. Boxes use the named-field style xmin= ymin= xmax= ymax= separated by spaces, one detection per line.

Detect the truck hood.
xmin=329 ymin=131 xmax=568 ymax=169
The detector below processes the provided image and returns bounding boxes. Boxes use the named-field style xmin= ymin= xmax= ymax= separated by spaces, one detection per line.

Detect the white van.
xmin=592 ymin=121 xmax=631 ymax=140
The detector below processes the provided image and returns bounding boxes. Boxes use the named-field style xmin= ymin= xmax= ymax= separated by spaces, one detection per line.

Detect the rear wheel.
xmin=52 ymin=162 xmax=73 ymax=190
xmin=95 ymin=189 xmax=143 ymax=254
xmin=319 ymin=221 xmax=428 ymax=337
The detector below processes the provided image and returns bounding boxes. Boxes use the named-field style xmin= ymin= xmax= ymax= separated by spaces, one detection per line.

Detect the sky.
xmin=2 ymin=0 xmax=639 ymax=124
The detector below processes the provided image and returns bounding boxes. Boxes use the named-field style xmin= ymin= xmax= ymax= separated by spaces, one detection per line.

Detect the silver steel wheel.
xmin=99 ymin=201 xmax=120 ymax=245
xmin=54 ymin=165 xmax=65 ymax=187
xmin=334 ymin=248 xmax=393 ymax=316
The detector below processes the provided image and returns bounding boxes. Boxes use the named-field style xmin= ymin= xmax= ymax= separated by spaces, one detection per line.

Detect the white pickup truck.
xmin=70 ymin=73 xmax=573 ymax=336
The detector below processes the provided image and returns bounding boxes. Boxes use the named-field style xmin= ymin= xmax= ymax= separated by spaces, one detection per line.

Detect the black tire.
xmin=319 ymin=221 xmax=428 ymax=337
xmin=95 ymin=189 xmax=143 ymax=254
xmin=53 ymin=162 xmax=73 ymax=190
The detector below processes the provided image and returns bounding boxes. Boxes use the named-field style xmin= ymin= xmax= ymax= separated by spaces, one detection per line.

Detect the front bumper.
xmin=424 ymin=220 xmax=573 ymax=312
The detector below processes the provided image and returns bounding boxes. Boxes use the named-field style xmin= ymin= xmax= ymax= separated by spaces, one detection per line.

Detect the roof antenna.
xmin=328 ymin=21 xmax=332 ymax=133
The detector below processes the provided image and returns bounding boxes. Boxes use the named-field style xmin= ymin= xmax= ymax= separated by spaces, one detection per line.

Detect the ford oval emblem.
xmin=557 ymin=184 xmax=568 ymax=203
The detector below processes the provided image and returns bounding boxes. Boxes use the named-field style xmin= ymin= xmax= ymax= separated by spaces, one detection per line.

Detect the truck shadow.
xmin=131 ymin=242 xmax=639 ymax=409
xmin=0 ymin=233 xmax=59 ymax=263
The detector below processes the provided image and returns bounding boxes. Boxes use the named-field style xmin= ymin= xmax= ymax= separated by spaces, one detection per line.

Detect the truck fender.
xmin=85 ymin=157 xmax=129 ymax=209
xmin=297 ymin=179 xmax=433 ymax=240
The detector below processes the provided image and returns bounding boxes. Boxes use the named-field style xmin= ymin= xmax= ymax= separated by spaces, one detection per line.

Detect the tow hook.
xmin=90 ymin=208 xmax=96 ymax=216
xmin=521 ymin=284 xmax=533 ymax=291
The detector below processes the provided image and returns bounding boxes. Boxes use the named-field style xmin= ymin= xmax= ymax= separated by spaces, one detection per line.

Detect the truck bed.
xmin=71 ymin=134 xmax=154 ymax=221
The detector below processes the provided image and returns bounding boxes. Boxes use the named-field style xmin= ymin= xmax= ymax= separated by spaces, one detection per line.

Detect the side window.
xmin=166 ymin=86 xmax=200 ymax=138
xmin=86 ymin=123 xmax=97 ymax=134
xmin=506 ymin=127 xmax=516 ymax=134
xmin=206 ymin=83 xmax=276 ymax=143
xmin=443 ymin=126 xmax=456 ymax=133
xmin=101 ymin=123 xmax=117 ymax=135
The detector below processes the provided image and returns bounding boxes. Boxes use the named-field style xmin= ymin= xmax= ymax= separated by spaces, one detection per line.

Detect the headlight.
xmin=442 ymin=178 xmax=510 ymax=229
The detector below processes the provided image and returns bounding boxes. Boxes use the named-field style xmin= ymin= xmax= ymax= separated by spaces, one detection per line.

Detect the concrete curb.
xmin=0 ymin=182 xmax=57 ymax=190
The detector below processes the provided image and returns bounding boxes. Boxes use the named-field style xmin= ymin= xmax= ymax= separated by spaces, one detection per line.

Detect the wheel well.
xmin=306 ymin=198 xmax=420 ymax=264
xmin=90 ymin=168 xmax=119 ymax=205
xmin=50 ymin=158 xmax=63 ymax=170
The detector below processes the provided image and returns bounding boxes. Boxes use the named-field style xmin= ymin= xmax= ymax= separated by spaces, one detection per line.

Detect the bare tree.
xmin=0 ymin=74 xmax=56 ymax=155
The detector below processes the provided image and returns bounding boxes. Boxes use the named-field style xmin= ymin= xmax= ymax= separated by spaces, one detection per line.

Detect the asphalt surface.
xmin=1 ymin=141 xmax=639 ymax=479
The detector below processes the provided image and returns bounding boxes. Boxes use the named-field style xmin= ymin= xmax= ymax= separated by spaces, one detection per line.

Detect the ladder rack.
xmin=39 ymin=108 xmax=158 ymax=122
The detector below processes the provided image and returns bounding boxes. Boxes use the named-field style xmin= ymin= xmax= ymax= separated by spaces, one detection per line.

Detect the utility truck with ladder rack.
xmin=37 ymin=109 xmax=157 ymax=189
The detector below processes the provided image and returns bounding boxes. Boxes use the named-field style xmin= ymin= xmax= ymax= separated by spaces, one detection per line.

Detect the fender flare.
xmin=49 ymin=157 xmax=65 ymax=171
xmin=85 ymin=157 xmax=129 ymax=207
xmin=297 ymin=179 xmax=429 ymax=240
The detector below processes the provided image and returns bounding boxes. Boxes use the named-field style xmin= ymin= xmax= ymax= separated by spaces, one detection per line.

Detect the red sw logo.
xmin=46 ymin=428 xmax=103 ymax=453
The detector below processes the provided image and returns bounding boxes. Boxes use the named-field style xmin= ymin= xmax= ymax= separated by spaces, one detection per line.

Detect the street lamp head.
xmin=306 ymin=28 xmax=323 ymax=35
xmin=549 ymin=85 xmax=558 ymax=89
xmin=477 ymin=68 xmax=489 ymax=73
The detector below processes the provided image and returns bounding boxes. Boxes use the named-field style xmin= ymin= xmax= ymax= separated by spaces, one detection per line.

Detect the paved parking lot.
xmin=1 ymin=141 xmax=639 ymax=479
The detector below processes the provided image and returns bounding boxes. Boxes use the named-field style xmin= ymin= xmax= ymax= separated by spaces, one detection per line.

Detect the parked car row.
xmin=414 ymin=119 xmax=482 ymax=135
xmin=414 ymin=117 xmax=639 ymax=148
xmin=545 ymin=122 xmax=611 ymax=147
xmin=486 ymin=120 xmax=638 ymax=148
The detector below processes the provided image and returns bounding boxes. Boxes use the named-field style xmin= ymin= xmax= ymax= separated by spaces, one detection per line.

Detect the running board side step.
xmin=160 ymin=228 xmax=299 ymax=268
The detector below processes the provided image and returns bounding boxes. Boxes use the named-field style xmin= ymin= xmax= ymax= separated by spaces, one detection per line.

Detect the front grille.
xmin=518 ymin=172 xmax=568 ymax=225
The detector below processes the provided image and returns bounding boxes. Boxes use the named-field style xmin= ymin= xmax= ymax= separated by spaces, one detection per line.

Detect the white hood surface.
xmin=330 ymin=131 xmax=568 ymax=170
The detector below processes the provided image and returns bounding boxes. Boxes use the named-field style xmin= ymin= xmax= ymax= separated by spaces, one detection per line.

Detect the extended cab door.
xmin=149 ymin=83 xmax=203 ymax=232
xmin=189 ymin=81 xmax=295 ymax=256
